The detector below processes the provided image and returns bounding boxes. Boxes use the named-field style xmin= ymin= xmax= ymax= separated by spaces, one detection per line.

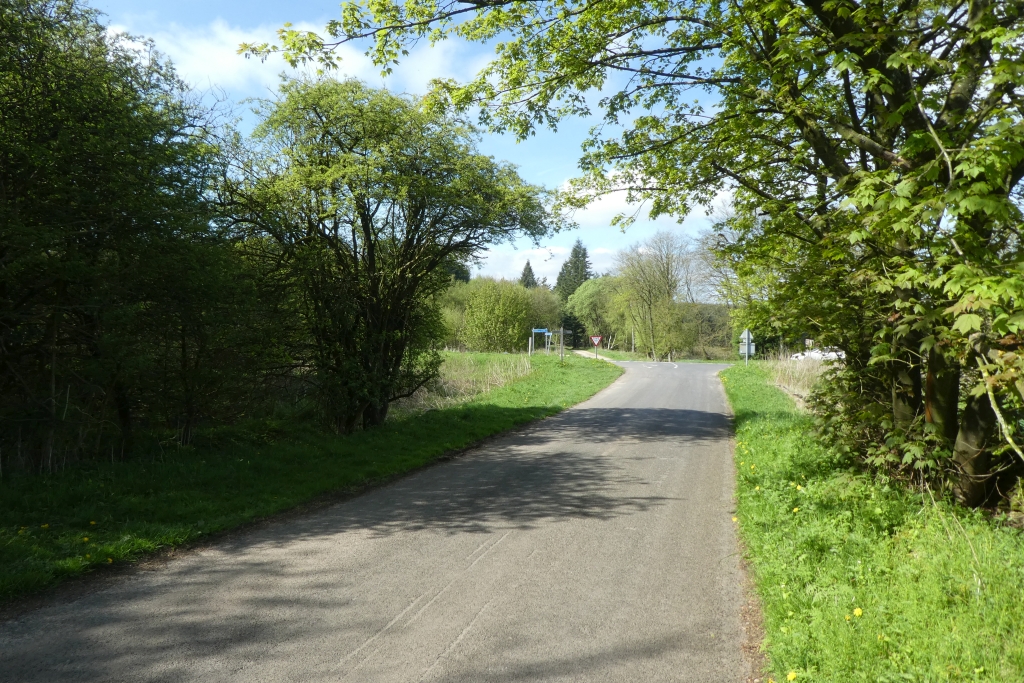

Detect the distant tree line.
xmin=443 ymin=234 xmax=731 ymax=358
xmin=0 ymin=0 xmax=557 ymax=473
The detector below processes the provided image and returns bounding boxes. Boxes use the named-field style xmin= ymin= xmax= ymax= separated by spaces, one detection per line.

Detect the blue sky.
xmin=92 ymin=0 xmax=718 ymax=281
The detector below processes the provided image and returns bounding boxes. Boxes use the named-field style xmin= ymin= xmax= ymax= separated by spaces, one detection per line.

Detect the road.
xmin=0 ymin=362 xmax=751 ymax=683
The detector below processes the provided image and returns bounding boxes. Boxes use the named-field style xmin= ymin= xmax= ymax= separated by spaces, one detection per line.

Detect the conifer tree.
xmin=553 ymin=239 xmax=592 ymax=346
xmin=519 ymin=260 xmax=538 ymax=288
xmin=554 ymin=239 xmax=592 ymax=302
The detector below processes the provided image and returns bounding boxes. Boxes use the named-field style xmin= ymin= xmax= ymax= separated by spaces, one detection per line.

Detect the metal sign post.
xmin=559 ymin=327 xmax=564 ymax=362
xmin=590 ymin=335 xmax=603 ymax=359
xmin=739 ymin=329 xmax=755 ymax=365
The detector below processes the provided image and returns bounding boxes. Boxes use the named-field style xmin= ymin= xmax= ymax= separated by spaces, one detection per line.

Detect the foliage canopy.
xmin=258 ymin=0 xmax=1024 ymax=502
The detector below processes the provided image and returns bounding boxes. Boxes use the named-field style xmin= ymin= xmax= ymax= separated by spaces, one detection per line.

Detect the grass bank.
xmin=722 ymin=364 xmax=1024 ymax=682
xmin=0 ymin=353 xmax=621 ymax=604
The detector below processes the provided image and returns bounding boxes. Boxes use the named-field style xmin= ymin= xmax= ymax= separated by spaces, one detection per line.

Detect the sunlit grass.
xmin=0 ymin=353 xmax=621 ymax=603
xmin=722 ymin=365 xmax=1024 ymax=682
xmin=761 ymin=352 xmax=826 ymax=403
xmin=390 ymin=352 xmax=534 ymax=416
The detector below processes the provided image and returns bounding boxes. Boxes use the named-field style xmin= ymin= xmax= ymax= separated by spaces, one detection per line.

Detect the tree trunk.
xmin=924 ymin=347 xmax=960 ymax=443
xmin=363 ymin=401 xmax=389 ymax=429
xmin=951 ymin=390 xmax=997 ymax=506
xmin=113 ymin=380 xmax=133 ymax=458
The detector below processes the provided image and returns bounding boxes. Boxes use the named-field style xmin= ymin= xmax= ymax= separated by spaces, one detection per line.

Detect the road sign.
xmin=532 ymin=328 xmax=548 ymax=333
xmin=590 ymin=335 xmax=603 ymax=346
xmin=739 ymin=329 xmax=754 ymax=365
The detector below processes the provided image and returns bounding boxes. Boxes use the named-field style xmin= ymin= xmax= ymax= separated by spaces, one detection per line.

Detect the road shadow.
xmin=211 ymin=405 xmax=733 ymax=542
xmin=0 ymin=403 xmax=738 ymax=683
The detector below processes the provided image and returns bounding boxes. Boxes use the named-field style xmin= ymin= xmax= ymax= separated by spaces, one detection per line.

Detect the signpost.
xmin=590 ymin=335 xmax=603 ymax=359
xmin=739 ymin=329 xmax=755 ymax=365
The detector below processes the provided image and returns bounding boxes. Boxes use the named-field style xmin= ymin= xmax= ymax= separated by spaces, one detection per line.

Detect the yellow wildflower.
xmin=854 ymin=607 xmax=863 ymax=617
xmin=83 ymin=537 xmax=89 ymax=542
xmin=85 ymin=554 xmax=90 ymax=559
xmin=90 ymin=521 xmax=96 ymax=525
xmin=732 ymin=516 xmax=738 ymax=522
xmin=788 ymin=672 xmax=797 ymax=681
xmin=107 ymin=558 xmax=113 ymax=563
xmin=41 ymin=524 xmax=49 ymax=529
xmin=792 ymin=507 xmax=800 ymax=513
xmin=845 ymin=614 xmax=851 ymax=621
xmin=755 ymin=486 xmax=760 ymax=491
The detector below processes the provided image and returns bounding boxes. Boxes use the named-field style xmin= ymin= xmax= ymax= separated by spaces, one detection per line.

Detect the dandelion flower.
xmin=788 ymin=672 xmax=798 ymax=681
xmin=740 ymin=461 xmax=745 ymax=465
xmin=796 ymin=485 xmax=803 ymax=490
xmin=792 ymin=507 xmax=800 ymax=513
xmin=755 ymin=485 xmax=760 ymax=491
xmin=845 ymin=614 xmax=851 ymax=621
xmin=83 ymin=537 xmax=89 ymax=542
xmin=751 ymin=464 xmax=756 ymax=470
xmin=732 ymin=516 xmax=738 ymax=522
xmin=854 ymin=607 xmax=863 ymax=617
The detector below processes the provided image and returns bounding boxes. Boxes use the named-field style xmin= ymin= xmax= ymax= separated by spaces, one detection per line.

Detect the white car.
xmin=790 ymin=348 xmax=845 ymax=361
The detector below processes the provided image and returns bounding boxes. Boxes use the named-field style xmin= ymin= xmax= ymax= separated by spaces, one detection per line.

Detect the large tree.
xmin=554 ymin=239 xmax=593 ymax=301
xmin=224 ymin=79 xmax=557 ymax=431
xmin=253 ymin=0 xmax=1024 ymax=502
xmin=518 ymin=260 xmax=538 ymax=288
xmin=0 ymin=0 xmax=226 ymax=465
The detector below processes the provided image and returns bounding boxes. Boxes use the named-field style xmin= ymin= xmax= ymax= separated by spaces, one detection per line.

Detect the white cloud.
xmin=475 ymin=245 xmax=570 ymax=283
xmin=109 ymin=19 xmax=491 ymax=103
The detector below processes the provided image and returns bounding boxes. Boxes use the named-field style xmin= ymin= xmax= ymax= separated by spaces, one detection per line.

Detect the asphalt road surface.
xmin=1 ymin=361 xmax=751 ymax=683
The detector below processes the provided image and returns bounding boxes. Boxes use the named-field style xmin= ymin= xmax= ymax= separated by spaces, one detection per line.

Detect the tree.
xmin=526 ymin=285 xmax=561 ymax=332
xmin=554 ymin=239 xmax=593 ymax=301
xmin=0 ymin=0 xmax=228 ymax=466
xmin=565 ymin=278 xmax=616 ymax=347
xmin=519 ymin=260 xmax=538 ymax=288
xmin=463 ymin=280 xmax=530 ymax=352
xmin=553 ymin=239 xmax=593 ymax=347
xmin=258 ymin=0 xmax=1024 ymax=504
xmin=224 ymin=78 xmax=557 ymax=431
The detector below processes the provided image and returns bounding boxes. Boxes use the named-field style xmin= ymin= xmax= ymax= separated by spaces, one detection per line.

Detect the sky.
xmin=92 ymin=0 xmax=717 ymax=282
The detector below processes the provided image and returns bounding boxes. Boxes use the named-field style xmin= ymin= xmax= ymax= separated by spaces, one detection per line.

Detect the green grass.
xmin=722 ymin=364 xmax=1024 ymax=682
xmin=0 ymin=353 xmax=621 ymax=603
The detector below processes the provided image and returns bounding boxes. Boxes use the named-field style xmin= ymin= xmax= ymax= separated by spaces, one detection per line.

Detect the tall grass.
xmin=762 ymin=352 xmax=826 ymax=404
xmin=392 ymin=353 xmax=533 ymax=415
xmin=722 ymin=364 xmax=1024 ymax=682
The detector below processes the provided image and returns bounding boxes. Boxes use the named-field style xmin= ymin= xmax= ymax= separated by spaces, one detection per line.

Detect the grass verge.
xmin=0 ymin=353 xmax=621 ymax=604
xmin=722 ymin=363 xmax=1024 ymax=683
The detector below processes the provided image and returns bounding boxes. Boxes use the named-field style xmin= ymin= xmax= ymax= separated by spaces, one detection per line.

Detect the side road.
xmin=1 ymin=362 xmax=753 ymax=682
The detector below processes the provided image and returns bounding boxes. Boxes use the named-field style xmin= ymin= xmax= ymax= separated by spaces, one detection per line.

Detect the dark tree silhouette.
xmin=519 ymin=260 xmax=538 ymax=288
